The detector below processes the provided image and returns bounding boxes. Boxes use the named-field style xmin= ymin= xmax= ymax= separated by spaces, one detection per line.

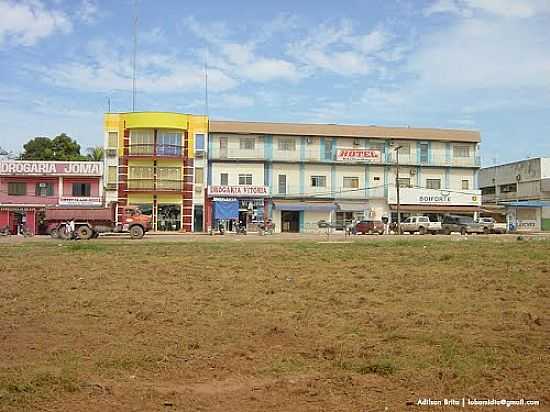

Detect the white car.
xmin=400 ymin=216 xmax=442 ymax=235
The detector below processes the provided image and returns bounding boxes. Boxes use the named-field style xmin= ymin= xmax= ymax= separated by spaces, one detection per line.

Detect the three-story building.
xmin=207 ymin=121 xmax=482 ymax=232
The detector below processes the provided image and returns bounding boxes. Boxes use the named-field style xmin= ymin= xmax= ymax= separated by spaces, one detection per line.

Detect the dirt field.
xmin=0 ymin=237 xmax=548 ymax=411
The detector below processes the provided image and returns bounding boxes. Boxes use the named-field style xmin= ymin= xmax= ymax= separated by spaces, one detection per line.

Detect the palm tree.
xmin=87 ymin=146 xmax=104 ymax=161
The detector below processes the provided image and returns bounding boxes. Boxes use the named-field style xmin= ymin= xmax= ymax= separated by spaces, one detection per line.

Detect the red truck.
xmin=45 ymin=203 xmax=152 ymax=239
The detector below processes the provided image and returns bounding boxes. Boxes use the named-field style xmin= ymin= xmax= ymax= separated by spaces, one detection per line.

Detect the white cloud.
xmin=424 ymin=0 xmax=550 ymax=18
xmin=38 ymin=42 xmax=237 ymax=93
xmin=409 ymin=17 xmax=550 ymax=91
xmin=77 ymin=0 xmax=98 ymax=23
xmin=0 ymin=0 xmax=72 ymax=47
xmin=215 ymin=94 xmax=254 ymax=108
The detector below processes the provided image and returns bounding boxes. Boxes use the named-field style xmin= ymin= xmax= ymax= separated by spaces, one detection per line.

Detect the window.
xmin=453 ymin=145 xmax=470 ymax=158
xmin=219 ymin=137 xmax=228 ymax=149
xmin=129 ymin=129 xmax=154 ymax=154
xmin=240 ymin=137 xmax=255 ymax=150
xmin=461 ymin=179 xmax=470 ymax=190
xmin=195 ymin=167 xmax=204 ymax=185
xmin=108 ymin=166 xmax=117 ymax=184
xmin=419 ymin=143 xmax=429 ymax=163
xmin=278 ymin=138 xmax=296 ymax=151
xmin=399 ymin=144 xmax=411 ymax=155
xmin=157 ymin=167 xmax=181 ymax=190
xmin=107 ymin=132 xmax=118 ymax=148
xmin=278 ymin=174 xmax=287 ymax=194
xmin=311 ymin=176 xmax=327 ymax=187
xmin=157 ymin=130 xmax=182 ymax=156
xmin=72 ymin=183 xmax=91 ymax=197
xmin=398 ymin=177 xmax=411 ymax=188
xmin=426 ymin=179 xmax=441 ymax=190
xmin=343 ymin=177 xmax=359 ymax=189
xmin=481 ymin=186 xmax=496 ymax=195
xmin=128 ymin=166 xmax=153 ymax=189
xmin=239 ymin=174 xmax=253 ymax=185
xmin=8 ymin=182 xmax=26 ymax=196
xmin=324 ymin=140 xmax=333 ymax=160
xmin=195 ymin=133 xmax=206 ymax=151
xmin=220 ymin=173 xmax=228 ymax=186
xmin=500 ymin=183 xmax=517 ymax=193
xmin=35 ymin=182 xmax=54 ymax=197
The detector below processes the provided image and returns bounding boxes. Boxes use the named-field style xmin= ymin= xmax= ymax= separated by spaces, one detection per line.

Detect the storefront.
xmin=499 ymin=200 xmax=550 ymax=232
xmin=205 ymin=185 xmax=269 ymax=232
xmin=387 ymin=187 xmax=482 ymax=222
xmin=272 ymin=201 xmax=337 ymax=233
xmin=128 ymin=194 xmax=182 ymax=232
xmin=0 ymin=160 xmax=103 ymax=235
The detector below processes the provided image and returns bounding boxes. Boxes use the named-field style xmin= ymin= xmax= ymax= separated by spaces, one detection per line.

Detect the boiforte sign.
xmin=208 ymin=185 xmax=270 ymax=197
xmin=336 ymin=149 xmax=381 ymax=162
xmin=0 ymin=161 xmax=103 ymax=176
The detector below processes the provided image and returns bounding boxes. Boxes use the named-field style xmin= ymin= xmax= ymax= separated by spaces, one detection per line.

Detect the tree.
xmin=86 ymin=146 xmax=104 ymax=161
xmin=21 ymin=134 xmax=85 ymax=161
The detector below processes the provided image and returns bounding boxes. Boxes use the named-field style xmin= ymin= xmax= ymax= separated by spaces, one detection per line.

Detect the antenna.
xmin=107 ymin=96 xmax=111 ymax=113
xmin=132 ymin=0 xmax=138 ymax=112
xmin=204 ymin=48 xmax=209 ymax=117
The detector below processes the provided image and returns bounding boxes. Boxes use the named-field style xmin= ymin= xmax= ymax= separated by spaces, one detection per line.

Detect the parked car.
xmin=352 ymin=220 xmax=385 ymax=235
xmin=477 ymin=217 xmax=507 ymax=234
xmin=400 ymin=215 xmax=442 ymax=235
xmin=441 ymin=215 xmax=484 ymax=235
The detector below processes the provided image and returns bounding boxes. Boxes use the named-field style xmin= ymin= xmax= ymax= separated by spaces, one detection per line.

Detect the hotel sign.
xmin=208 ymin=185 xmax=270 ymax=197
xmin=388 ymin=188 xmax=481 ymax=206
xmin=0 ymin=161 xmax=103 ymax=176
xmin=336 ymin=149 xmax=381 ymax=162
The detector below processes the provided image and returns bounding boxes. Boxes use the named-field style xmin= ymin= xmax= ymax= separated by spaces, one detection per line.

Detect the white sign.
xmin=336 ymin=149 xmax=381 ymax=162
xmin=388 ymin=188 xmax=481 ymax=206
xmin=59 ymin=196 xmax=102 ymax=206
xmin=208 ymin=185 xmax=270 ymax=197
xmin=0 ymin=161 xmax=103 ymax=176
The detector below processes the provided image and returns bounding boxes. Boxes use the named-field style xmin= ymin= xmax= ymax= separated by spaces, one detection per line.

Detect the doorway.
xmin=193 ymin=205 xmax=203 ymax=232
xmin=157 ymin=204 xmax=181 ymax=231
xmin=281 ymin=211 xmax=300 ymax=233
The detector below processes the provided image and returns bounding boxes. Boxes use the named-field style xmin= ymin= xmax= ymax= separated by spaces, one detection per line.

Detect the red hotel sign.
xmin=336 ymin=149 xmax=381 ymax=162
xmin=0 ymin=161 xmax=103 ymax=176
xmin=208 ymin=185 xmax=269 ymax=197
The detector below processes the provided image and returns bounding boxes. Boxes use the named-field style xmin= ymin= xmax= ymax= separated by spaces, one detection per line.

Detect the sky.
xmin=1 ymin=0 xmax=550 ymax=164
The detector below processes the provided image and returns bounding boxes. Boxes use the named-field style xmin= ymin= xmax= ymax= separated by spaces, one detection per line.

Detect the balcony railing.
xmin=271 ymin=184 xmax=385 ymax=199
xmin=209 ymin=147 xmax=480 ymax=167
xmin=127 ymin=179 xmax=183 ymax=191
xmin=128 ymin=144 xmax=183 ymax=156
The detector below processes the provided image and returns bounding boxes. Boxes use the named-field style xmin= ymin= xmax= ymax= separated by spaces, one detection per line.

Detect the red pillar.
xmin=182 ymin=131 xmax=193 ymax=232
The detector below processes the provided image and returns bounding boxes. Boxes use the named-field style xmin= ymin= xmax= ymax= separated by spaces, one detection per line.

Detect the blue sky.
xmin=1 ymin=0 xmax=550 ymax=164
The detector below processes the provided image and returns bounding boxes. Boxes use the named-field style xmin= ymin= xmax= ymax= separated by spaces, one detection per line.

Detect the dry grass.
xmin=0 ymin=238 xmax=548 ymax=411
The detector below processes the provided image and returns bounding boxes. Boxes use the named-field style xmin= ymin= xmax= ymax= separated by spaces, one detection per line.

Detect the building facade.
xmin=0 ymin=160 xmax=103 ymax=234
xmin=479 ymin=157 xmax=550 ymax=232
xmin=207 ymin=121 xmax=482 ymax=232
xmin=103 ymin=112 xmax=208 ymax=232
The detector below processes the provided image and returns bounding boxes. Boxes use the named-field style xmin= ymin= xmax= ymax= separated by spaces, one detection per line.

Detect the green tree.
xmin=86 ymin=146 xmax=104 ymax=161
xmin=21 ymin=133 xmax=85 ymax=160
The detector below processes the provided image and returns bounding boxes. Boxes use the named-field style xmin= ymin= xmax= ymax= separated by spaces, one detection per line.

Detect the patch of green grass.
xmin=65 ymin=242 xmax=108 ymax=252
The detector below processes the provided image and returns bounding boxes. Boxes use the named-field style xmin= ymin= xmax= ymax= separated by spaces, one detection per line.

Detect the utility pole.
xmin=391 ymin=143 xmax=403 ymax=234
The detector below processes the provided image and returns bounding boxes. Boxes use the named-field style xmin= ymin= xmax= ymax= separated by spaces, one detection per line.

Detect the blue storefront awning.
xmin=214 ymin=200 xmax=239 ymax=220
xmin=273 ymin=201 xmax=336 ymax=212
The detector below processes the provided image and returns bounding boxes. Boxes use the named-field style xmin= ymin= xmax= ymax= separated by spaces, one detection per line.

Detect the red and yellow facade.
xmin=103 ymin=112 xmax=208 ymax=232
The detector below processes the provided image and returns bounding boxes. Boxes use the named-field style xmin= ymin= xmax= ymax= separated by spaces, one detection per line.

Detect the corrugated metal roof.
xmin=209 ymin=120 xmax=481 ymax=143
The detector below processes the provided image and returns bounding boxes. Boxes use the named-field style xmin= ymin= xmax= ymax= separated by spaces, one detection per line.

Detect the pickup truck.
xmin=441 ymin=215 xmax=484 ymax=235
xmin=477 ymin=217 xmax=507 ymax=234
xmin=400 ymin=216 xmax=442 ymax=235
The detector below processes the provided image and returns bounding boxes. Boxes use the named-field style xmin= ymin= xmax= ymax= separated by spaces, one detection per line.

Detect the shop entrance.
xmin=193 ymin=205 xmax=203 ymax=232
xmin=281 ymin=211 xmax=300 ymax=233
xmin=157 ymin=204 xmax=181 ymax=231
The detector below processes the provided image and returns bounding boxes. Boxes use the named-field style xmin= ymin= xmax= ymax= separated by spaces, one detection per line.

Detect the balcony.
xmin=272 ymin=184 xmax=385 ymax=199
xmin=127 ymin=179 xmax=183 ymax=191
xmin=128 ymin=144 xmax=183 ymax=157
xmin=387 ymin=153 xmax=481 ymax=168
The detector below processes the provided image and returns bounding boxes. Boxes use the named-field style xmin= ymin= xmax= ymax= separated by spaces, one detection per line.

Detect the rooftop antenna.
xmin=107 ymin=96 xmax=111 ymax=113
xmin=132 ymin=0 xmax=138 ymax=112
xmin=204 ymin=48 xmax=209 ymax=117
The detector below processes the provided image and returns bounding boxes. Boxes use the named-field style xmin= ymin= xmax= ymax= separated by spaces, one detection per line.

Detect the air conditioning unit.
xmin=306 ymin=137 xmax=313 ymax=144
xmin=353 ymin=139 xmax=361 ymax=146
xmin=410 ymin=169 xmax=416 ymax=176
xmin=106 ymin=149 xmax=117 ymax=157
xmin=195 ymin=150 xmax=205 ymax=158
